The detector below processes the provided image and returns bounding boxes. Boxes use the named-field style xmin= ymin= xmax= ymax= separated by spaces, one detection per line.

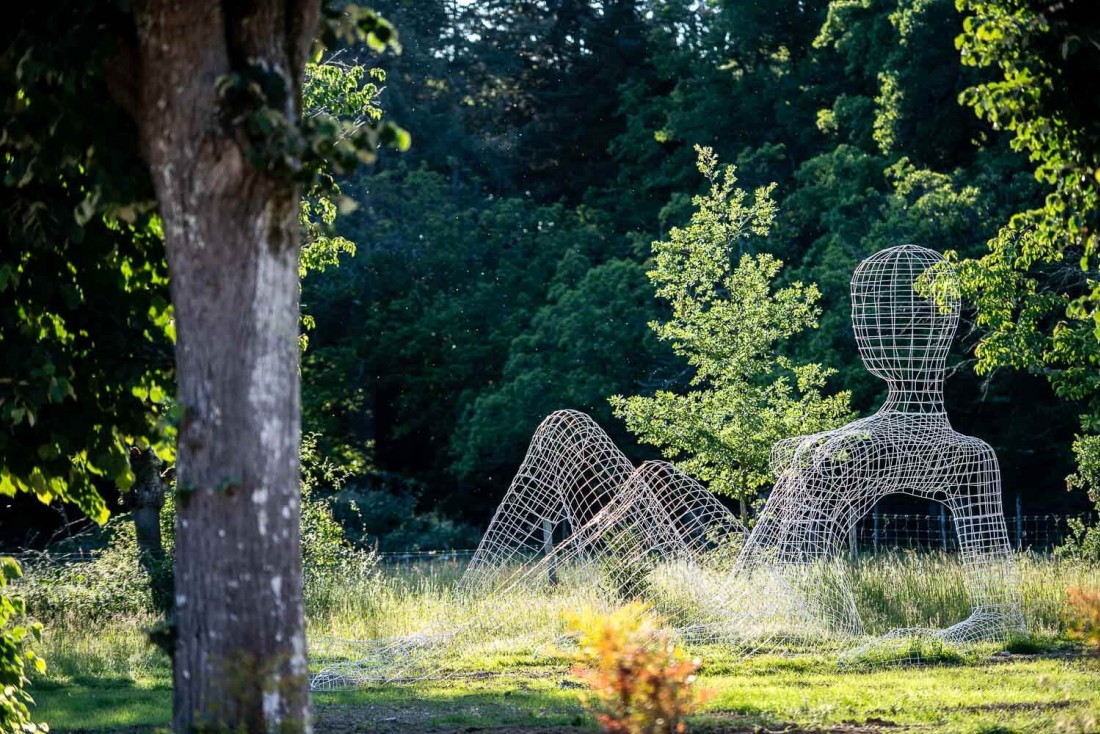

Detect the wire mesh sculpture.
xmin=463 ymin=411 xmax=754 ymax=640
xmin=743 ymin=244 xmax=1024 ymax=657
xmin=309 ymin=244 xmax=1024 ymax=687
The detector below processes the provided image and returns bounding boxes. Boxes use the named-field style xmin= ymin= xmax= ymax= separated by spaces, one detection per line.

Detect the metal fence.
xmin=8 ymin=513 xmax=1095 ymax=569
xmin=372 ymin=512 xmax=1095 ymax=565
xmin=375 ymin=548 xmax=477 ymax=565
xmin=8 ymin=548 xmax=101 ymax=567
xmin=852 ymin=511 xmax=1094 ymax=553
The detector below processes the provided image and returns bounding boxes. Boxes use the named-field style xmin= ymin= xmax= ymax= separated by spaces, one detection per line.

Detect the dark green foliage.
xmin=1002 ymin=632 xmax=1053 ymax=655
xmin=302 ymin=163 xmax=629 ymax=518
xmin=4 ymin=0 xmax=1096 ymax=575
xmin=0 ymin=4 xmax=173 ymax=523
xmin=313 ymin=0 xmax=1082 ymax=528
xmin=453 ymin=258 xmax=665 ymax=486
xmin=328 ymin=484 xmax=481 ymax=552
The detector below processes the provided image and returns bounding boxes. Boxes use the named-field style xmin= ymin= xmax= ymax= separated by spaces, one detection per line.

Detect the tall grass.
xmin=852 ymin=551 xmax=1099 ymax=635
xmin=36 ymin=614 xmax=169 ymax=687
xmin=20 ymin=550 xmax=1100 ymax=687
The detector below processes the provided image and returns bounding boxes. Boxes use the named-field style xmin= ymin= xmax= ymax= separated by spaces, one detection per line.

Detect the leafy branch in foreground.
xmin=0 ymin=557 xmax=46 ymax=733
xmin=954 ymin=0 xmax=1100 ymax=543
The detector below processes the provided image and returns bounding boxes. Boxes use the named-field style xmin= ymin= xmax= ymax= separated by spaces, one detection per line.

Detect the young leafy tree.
xmin=611 ymin=147 xmax=853 ymax=505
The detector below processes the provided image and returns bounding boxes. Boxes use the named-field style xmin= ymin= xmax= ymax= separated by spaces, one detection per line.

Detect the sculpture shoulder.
xmin=947 ymin=431 xmax=997 ymax=458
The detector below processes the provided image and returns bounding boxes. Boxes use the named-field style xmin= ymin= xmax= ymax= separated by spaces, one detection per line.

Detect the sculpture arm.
xmin=937 ymin=439 xmax=1023 ymax=642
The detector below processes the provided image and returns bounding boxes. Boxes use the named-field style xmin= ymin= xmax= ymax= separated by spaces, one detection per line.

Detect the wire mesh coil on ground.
xmin=309 ymin=245 xmax=1024 ymax=688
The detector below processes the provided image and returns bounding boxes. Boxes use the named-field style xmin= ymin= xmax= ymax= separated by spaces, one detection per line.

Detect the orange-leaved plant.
xmin=565 ymin=602 xmax=709 ymax=734
xmin=1067 ymin=586 xmax=1100 ymax=652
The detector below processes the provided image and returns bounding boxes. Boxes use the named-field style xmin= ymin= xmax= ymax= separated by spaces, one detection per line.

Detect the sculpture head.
xmin=850 ymin=245 xmax=960 ymax=393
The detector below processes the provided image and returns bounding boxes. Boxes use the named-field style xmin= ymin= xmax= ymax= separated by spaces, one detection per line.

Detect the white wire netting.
xmin=310 ymin=245 xmax=1024 ymax=687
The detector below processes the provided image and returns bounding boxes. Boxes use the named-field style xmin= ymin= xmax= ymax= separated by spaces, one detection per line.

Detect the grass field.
xmin=30 ymin=648 xmax=1100 ymax=733
xmin=23 ymin=551 xmax=1100 ymax=733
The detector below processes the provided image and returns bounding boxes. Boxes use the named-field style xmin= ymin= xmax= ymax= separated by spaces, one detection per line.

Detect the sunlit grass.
xmin=852 ymin=551 xmax=1099 ymax=636
xmin=24 ymin=551 xmax=1100 ymax=731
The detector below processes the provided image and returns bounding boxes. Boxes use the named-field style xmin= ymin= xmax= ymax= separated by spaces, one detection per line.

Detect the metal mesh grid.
xmin=310 ymin=245 xmax=1024 ymax=687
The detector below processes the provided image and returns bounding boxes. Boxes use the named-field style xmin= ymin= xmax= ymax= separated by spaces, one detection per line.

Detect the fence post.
xmin=873 ymin=506 xmax=880 ymax=552
xmin=542 ymin=519 xmax=558 ymax=585
xmin=1015 ymin=493 xmax=1022 ymax=550
xmin=928 ymin=502 xmax=936 ymax=550
xmin=849 ymin=521 xmax=859 ymax=564
xmin=938 ymin=503 xmax=948 ymax=550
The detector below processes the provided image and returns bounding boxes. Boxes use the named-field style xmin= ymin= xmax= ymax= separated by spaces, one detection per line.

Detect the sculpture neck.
xmin=880 ymin=380 xmax=946 ymax=414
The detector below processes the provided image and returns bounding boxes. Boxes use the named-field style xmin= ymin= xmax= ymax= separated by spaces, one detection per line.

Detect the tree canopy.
xmin=297 ymin=0 xmax=1088 ymax=537
xmin=3 ymin=0 xmax=1097 ymax=555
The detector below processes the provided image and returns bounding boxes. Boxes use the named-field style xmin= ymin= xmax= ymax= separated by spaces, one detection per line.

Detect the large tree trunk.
xmin=133 ymin=2 xmax=320 ymax=730
xmin=168 ymin=194 xmax=307 ymax=731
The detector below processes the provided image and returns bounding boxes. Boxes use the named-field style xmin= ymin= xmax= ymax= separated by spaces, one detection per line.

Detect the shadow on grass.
xmin=33 ymin=677 xmax=171 ymax=733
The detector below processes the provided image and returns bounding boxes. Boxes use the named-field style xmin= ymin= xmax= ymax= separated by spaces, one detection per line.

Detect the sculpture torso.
xmin=739 ymin=245 xmax=1019 ymax=644
xmin=771 ymin=244 xmax=979 ymax=486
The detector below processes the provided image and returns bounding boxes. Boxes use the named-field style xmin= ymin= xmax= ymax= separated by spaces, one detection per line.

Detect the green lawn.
xmin=23 ymin=552 xmax=1100 ymax=732
xmin=32 ymin=652 xmax=1100 ymax=733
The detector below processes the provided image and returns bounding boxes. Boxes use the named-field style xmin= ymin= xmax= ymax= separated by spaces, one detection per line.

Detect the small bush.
xmin=0 ymin=557 xmax=47 ymax=733
xmin=1056 ymin=517 xmax=1100 ymax=562
xmin=329 ymin=484 xmax=482 ymax=551
xmin=1002 ymin=632 xmax=1051 ymax=655
xmin=1066 ymin=586 xmax=1100 ymax=651
xmin=301 ymin=431 xmax=480 ymax=552
xmin=19 ymin=522 xmax=159 ymax=625
xmin=566 ymin=602 xmax=708 ymax=734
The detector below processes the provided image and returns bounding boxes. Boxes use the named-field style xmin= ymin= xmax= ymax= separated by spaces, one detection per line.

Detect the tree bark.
xmin=126 ymin=447 xmax=170 ymax=614
xmin=132 ymin=1 xmax=320 ymax=730
xmin=127 ymin=448 xmax=165 ymax=561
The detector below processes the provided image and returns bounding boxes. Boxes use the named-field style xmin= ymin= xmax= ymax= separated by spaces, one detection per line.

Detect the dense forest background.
xmin=296 ymin=0 xmax=1087 ymax=549
xmin=3 ymin=0 xmax=1092 ymax=551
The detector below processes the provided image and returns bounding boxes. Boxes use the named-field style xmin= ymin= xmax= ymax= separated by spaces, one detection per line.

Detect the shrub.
xmin=19 ymin=522 xmax=158 ymax=625
xmin=0 ymin=557 xmax=46 ymax=733
xmin=566 ymin=602 xmax=708 ymax=734
xmin=1066 ymin=586 xmax=1100 ymax=651
xmin=1002 ymin=632 xmax=1052 ymax=655
xmin=301 ymin=431 xmax=480 ymax=553
xmin=328 ymin=483 xmax=482 ymax=551
xmin=1057 ymin=517 xmax=1100 ymax=562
